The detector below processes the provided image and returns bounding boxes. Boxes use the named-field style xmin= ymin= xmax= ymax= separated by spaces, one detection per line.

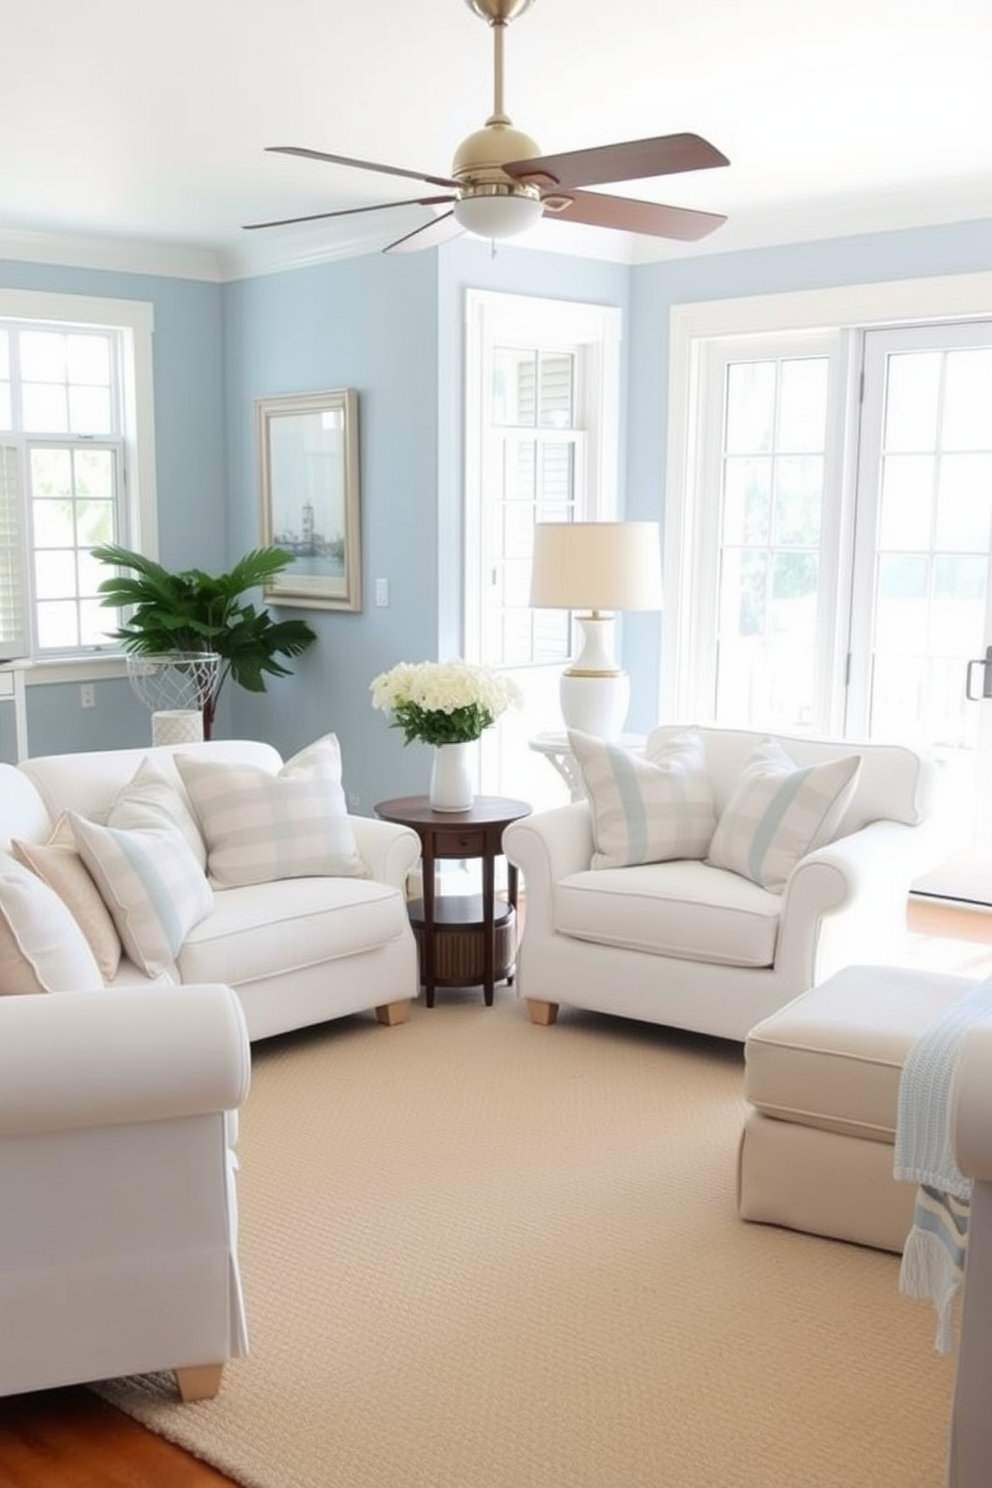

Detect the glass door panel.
xmin=850 ymin=322 xmax=992 ymax=903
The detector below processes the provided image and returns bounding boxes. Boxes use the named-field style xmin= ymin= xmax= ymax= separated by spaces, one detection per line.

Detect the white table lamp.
xmin=529 ymin=521 xmax=663 ymax=739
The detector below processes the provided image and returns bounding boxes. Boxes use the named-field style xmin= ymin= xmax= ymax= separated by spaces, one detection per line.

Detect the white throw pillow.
xmin=707 ymin=737 xmax=861 ymax=892
xmin=108 ymin=756 xmax=207 ymax=870
xmin=11 ymin=814 xmax=123 ymax=980
xmin=175 ymin=732 xmax=368 ymax=889
xmin=568 ymin=726 xmax=717 ymax=870
xmin=0 ymin=855 xmax=105 ymax=994
xmin=69 ymin=814 xmax=213 ymax=977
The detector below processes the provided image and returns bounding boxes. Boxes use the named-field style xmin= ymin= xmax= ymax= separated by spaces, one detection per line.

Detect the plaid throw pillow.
xmin=707 ymin=738 xmax=861 ymax=892
xmin=175 ymin=733 xmax=368 ymax=888
xmin=569 ymin=726 xmax=716 ymax=870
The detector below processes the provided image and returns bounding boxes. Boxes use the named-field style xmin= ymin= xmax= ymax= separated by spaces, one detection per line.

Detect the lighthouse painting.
xmin=257 ymin=388 xmax=362 ymax=612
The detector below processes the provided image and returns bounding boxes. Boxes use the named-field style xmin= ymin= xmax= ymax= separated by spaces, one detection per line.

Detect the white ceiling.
xmin=3 ymin=0 xmax=991 ymax=280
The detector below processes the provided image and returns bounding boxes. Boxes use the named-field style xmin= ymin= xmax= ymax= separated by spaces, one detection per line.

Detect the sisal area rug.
xmin=96 ymin=994 xmax=954 ymax=1488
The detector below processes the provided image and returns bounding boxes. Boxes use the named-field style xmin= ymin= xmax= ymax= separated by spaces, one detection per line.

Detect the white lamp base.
xmin=558 ymin=614 xmax=630 ymax=740
xmin=559 ymin=671 xmax=630 ymax=741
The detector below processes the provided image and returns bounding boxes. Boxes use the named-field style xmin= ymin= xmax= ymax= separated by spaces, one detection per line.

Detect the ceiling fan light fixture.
xmin=452 ymin=186 xmax=543 ymax=240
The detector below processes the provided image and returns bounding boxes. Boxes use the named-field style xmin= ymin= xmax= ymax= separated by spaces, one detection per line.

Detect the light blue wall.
xmin=0 ymin=257 xmax=227 ymax=757
xmin=624 ymin=217 xmax=992 ymax=730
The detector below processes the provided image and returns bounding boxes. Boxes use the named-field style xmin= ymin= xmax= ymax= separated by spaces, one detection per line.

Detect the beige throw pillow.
xmin=0 ymin=855 xmax=105 ymax=995
xmin=12 ymin=815 xmax=122 ymax=980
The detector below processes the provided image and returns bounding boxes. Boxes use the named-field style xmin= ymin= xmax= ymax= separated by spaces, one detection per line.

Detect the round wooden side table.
xmin=374 ymin=795 xmax=531 ymax=1008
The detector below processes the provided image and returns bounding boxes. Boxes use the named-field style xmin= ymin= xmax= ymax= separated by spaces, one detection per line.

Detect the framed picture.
xmin=256 ymin=387 xmax=361 ymax=611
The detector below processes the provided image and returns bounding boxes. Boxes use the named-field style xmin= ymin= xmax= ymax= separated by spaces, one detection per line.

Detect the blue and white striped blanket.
xmin=893 ymin=977 xmax=992 ymax=1353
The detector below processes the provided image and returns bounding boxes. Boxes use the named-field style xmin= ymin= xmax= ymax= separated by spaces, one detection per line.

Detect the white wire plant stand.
xmin=125 ymin=651 xmax=222 ymax=745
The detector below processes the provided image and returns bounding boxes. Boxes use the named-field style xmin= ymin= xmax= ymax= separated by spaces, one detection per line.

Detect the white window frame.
xmin=665 ymin=270 xmax=992 ymax=722
xmin=0 ymin=288 xmax=157 ymax=680
xmin=464 ymin=289 xmax=622 ymax=664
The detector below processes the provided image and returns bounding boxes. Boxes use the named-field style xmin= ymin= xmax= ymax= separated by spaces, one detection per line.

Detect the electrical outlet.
xmin=375 ymin=578 xmax=389 ymax=607
xmin=80 ymin=683 xmax=96 ymax=709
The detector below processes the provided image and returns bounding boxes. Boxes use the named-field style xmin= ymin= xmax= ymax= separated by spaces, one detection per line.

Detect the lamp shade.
xmin=529 ymin=522 xmax=663 ymax=613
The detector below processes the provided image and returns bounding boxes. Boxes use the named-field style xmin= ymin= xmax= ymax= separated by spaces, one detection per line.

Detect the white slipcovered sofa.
xmin=1 ymin=736 xmax=421 ymax=1038
xmin=504 ymin=724 xmax=947 ymax=1041
xmin=0 ymin=981 xmax=250 ymax=1400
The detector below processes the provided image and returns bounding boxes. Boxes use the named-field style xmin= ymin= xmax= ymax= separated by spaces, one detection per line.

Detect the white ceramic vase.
xmin=429 ymin=742 xmax=474 ymax=812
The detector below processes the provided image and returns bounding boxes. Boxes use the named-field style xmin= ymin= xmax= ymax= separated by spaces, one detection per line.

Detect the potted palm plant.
xmin=93 ymin=544 xmax=318 ymax=740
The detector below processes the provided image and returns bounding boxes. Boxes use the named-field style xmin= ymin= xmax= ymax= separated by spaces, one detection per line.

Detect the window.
xmin=0 ymin=290 xmax=155 ymax=663
xmin=464 ymin=290 xmax=622 ymax=805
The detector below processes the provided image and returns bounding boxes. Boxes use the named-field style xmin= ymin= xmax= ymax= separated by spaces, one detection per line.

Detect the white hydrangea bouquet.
xmin=369 ymin=659 xmax=520 ymax=746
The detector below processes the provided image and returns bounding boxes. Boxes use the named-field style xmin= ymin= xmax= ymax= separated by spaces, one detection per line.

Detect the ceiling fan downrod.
xmin=464 ymin=0 xmax=536 ymax=124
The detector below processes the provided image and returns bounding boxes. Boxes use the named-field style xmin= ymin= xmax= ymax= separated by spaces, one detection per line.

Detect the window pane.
xmin=33 ymin=549 xmax=77 ymax=599
xmin=30 ymin=447 xmax=72 ymax=496
xmin=935 ymin=454 xmax=992 ymax=551
xmin=771 ymin=552 xmax=819 ymax=641
xmin=0 ymin=331 xmax=8 ymax=379
xmin=492 ymin=349 xmax=536 ymax=426
xmin=875 ymin=554 xmax=929 ymax=652
xmin=69 ymin=386 xmax=112 ymax=435
xmin=77 ymin=509 xmax=116 ymax=562
xmin=537 ymin=353 xmax=573 ymax=428
xmin=32 ymin=500 xmax=75 ymax=547
xmin=942 ymin=348 xmax=992 ymax=450
xmin=931 ymin=555 xmax=986 ymax=654
xmin=74 ymin=448 xmax=113 ymax=499
xmin=773 ymin=457 xmax=822 ymax=545
xmin=80 ymin=598 xmax=114 ymax=647
xmin=878 ymin=454 xmax=934 ymax=550
xmin=22 ymin=385 xmax=68 ymax=433
xmin=36 ymin=598 xmax=79 ymax=649
xmin=0 ymin=386 xmax=10 ymax=430
xmin=777 ymin=359 xmax=828 ymax=452
xmin=883 ymin=351 xmax=941 ymax=450
xmin=723 ymin=457 xmax=771 ymax=543
xmin=720 ymin=547 xmax=766 ymax=637
xmin=20 ymin=331 xmax=66 ymax=382
xmin=66 ymin=334 xmax=111 ymax=386
xmin=725 ymin=362 xmax=775 ymax=453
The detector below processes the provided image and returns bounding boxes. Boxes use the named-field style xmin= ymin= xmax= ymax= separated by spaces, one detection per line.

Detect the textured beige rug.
xmin=97 ymin=993 xmax=955 ymax=1488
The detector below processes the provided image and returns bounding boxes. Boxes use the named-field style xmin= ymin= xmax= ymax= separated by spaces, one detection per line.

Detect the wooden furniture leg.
xmin=527 ymin=999 xmax=559 ymax=1026
xmin=375 ymin=999 xmax=411 ymax=1026
xmin=174 ymin=1363 xmax=224 ymax=1401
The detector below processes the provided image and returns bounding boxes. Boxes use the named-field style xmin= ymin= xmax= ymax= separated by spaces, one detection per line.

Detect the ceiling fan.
xmin=245 ymin=0 xmax=730 ymax=253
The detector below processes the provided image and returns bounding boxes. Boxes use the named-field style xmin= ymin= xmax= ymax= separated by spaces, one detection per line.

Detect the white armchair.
xmin=504 ymin=725 xmax=948 ymax=1041
xmin=0 ymin=982 xmax=250 ymax=1401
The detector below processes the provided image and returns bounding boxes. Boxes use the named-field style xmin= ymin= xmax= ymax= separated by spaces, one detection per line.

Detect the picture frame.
xmin=256 ymin=387 xmax=361 ymax=611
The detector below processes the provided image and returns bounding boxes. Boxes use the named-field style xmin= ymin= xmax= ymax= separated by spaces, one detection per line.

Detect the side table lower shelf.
xmin=407 ymin=896 xmax=517 ymax=1006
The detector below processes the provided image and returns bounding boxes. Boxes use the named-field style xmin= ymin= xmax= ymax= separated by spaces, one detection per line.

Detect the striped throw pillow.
xmin=175 ymin=733 xmax=368 ymax=889
xmin=707 ymin=738 xmax=861 ymax=892
xmin=69 ymin=815 xmax=213 ymax=977
xmin=568 ymin=727 xmax=716 ymax=870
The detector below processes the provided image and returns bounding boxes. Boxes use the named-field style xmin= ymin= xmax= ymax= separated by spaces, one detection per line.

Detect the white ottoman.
xmin=737 ymin=964 xmax=976 ymax=1252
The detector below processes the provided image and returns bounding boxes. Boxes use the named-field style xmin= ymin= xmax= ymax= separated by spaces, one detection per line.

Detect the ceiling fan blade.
xmin=505 ymin=133 xmax=729 ymax=191
xmin=383 ymin=212 xmax=466 ymax=255
xmin=266 ymin=146 xmax=459 ymax=191
xmin=243 ymin=196 xmax=455 ymax=232
xmin=545 ymin=190 xmax=727 ymax=242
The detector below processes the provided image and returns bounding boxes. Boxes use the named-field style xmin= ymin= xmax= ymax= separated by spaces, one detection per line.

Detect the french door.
xmin=850 ymin=321 xmax=992 ymax=902
xmin=688 ymin=317 xmax=992 ymax=904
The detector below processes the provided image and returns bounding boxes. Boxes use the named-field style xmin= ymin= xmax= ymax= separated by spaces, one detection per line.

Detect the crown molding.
xmin=2 ymin=179 xmax=990 ymax=287
xmin=0 ymin=227 xmax=224 ymax=281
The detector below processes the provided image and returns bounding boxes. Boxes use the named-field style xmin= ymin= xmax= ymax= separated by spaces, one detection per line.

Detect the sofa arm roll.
xmin=350 ymin=816 xmax=421 ymax=888
xmin=0 ymin=984 xmax=250 ymax=1137
xmin=951 ymin=1022 xmax=992 ymax=1183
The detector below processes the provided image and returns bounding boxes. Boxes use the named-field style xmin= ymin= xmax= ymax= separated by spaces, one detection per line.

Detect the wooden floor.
xmin=2 ymin=895 xmax=990 ymax=1488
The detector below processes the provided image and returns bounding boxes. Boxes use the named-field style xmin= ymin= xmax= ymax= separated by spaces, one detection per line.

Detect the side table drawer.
xmin=432 ymin=829 xmax=487 ymax=858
